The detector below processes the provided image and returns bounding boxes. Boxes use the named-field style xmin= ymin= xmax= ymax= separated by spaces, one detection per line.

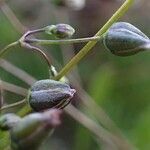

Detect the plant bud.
xmin=103 ymin=22 xmax=150 ymax=56
xmin=0 ymin=114 xmax=21 ymax=131
xmin=45 ymin=23 xmax=75 ymax=39
xmin=10 ymin=109 xmax=61 ymax=150
xmin=28 ymin=79 xmax=76 ymax=111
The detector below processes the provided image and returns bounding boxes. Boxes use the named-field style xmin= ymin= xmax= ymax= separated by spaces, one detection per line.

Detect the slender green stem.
xmin=25 ymin=36 xmax=102 ymax=45
xmin=20 ymin=42 xmax=54 ymax=78
xmin=0 ymin=41 xmax=19 ymax=58
xmin=21 ymin=42 xmax=52 ymax=68
xmin=0 ymin=99 xmax=26 ymax=112
xmin=0 ymin=28 xmax=44 ymax=59
xmin=53 ymin=0 xmax=134 ymax=80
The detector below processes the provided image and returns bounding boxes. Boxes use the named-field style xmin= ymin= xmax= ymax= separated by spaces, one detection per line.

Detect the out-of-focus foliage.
xmin=0 ymin=0 xmax=150 ymax=150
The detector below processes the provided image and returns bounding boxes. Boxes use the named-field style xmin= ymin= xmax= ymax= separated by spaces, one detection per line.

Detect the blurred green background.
xmin=0 ymin=0 xmax=150 ymax=150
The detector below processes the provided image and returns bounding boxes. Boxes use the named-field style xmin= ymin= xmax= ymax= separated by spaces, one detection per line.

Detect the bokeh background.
xmin=0 ymin=0 xmax=150 ymax=150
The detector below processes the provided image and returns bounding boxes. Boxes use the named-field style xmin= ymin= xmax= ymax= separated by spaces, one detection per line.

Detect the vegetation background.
xmin=0 ymin=0 xmax=150 ymax=150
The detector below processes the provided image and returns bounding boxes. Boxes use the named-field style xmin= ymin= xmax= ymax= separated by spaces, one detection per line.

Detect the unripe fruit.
xmin=28 ymin=79 xmax=76 ymax=111
xmin=103 ymin=22 xmax=150 ymax=56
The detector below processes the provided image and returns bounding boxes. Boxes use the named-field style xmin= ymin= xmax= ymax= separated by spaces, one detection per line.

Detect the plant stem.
xmin=0 ymin=99 xmax=26 ymax=112
xmin=25 ymin=36 xmax=102 ymax=45
xmin=22 ymin=28 xmax=45 ymax=39
xmin=17 ymin=105 xmax=32 ymax=117
xmin=0 ymin=41 xmax=19 ymax=58
xmin=0 ymin=28 xmax=44 ymax=59
xmin=53 ymin=0 xmax=134 ymax=80
xmin=20 ymin=42 xmax=55 ymax=77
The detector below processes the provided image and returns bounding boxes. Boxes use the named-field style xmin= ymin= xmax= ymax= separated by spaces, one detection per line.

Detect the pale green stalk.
xmin=0 ymin=41 xmax=19 ymax=58
xmin=0 ymin=99 xmax=26 ymax=112
xmin=25 ymin=36 xmax=102 ymax=45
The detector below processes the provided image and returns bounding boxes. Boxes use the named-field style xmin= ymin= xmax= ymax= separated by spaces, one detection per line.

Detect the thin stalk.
xmin=20 ymin=43 xmax=53 ymax=75
xmin=22 ymin=28 xmax=45 ymax=39
xmin=26 ymin=44 xmax=52 ymax=67
xmin=53 ymin=0 xmax=134 ymax=80
xmin=0 ymin=28 xmax=44 ymax=59
xmin=0 ymin=99 xmax=26 ymax=112
xmin=0 ymin=41 xmax=19 ymax=58
xmin=25 ymin=36 xmax=102 ymax=45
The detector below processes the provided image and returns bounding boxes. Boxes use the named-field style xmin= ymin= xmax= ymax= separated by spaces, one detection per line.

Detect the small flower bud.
xmin=10 ymin=109 xmax=61 ymax=150
xmin=0 ymin=113 xmax=21 ymax=131
xmin=103 ymin=22 xmax=150 ymax=56
xmin=28 ymin=79 xmax=76 ymax=111
xmin=45 ymin=23 xmax=75 ymax=39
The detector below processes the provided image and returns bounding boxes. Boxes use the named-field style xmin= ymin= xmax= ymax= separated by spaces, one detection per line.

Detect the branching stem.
xmin=0 ymin=0 xmax=135 ymax=111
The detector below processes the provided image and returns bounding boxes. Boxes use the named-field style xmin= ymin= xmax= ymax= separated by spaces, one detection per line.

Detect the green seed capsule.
xmin=45 ymin=23 xmax=75 ymax=39
xmin=10 ymin=109 xmax=61 ymax=150
xmin=28 ymin=79 xmax=76 ymax=111
xmin=103 ymin=22 xmax=150 ymax=56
